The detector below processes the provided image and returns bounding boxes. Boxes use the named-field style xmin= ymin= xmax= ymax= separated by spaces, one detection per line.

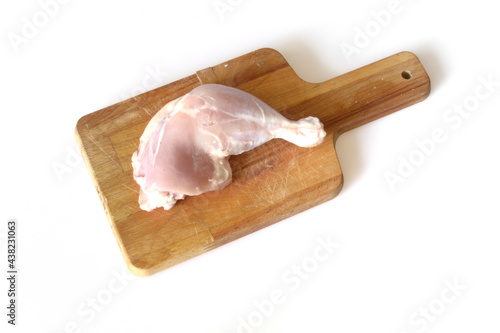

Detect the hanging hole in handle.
xmin=401 ymin=70 xmax=413 ymax=80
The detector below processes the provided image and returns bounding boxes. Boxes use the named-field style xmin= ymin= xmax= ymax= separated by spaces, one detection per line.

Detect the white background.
xmin=1 ymin=0 xmax=499 ymax=332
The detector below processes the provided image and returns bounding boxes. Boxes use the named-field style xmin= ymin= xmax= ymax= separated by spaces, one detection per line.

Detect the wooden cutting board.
xmin=75 ymin=48 xmax=430 ymax=276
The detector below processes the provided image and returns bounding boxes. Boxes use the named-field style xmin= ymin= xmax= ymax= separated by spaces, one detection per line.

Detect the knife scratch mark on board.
xmin=189 ymin=220 xmax=202 ymax=246
xmin=282 ymin=167 xmax=291 ymax=199
xmin=306 ymin=156 xmax=320 ymax=177
xmin=189 ymin=219 xmax=214 ymax=245
xmin=199 ymin=220 xmax=215 ymax=243
xmin=88 ymin=134 xmax=123 ymax=171
xmin=141 ymin=106 xmax=152 ymax=116
xmin=121 ymin=183 xmax=140 ymax=194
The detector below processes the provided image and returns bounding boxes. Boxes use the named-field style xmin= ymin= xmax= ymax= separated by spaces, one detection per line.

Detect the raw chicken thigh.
xmin=132 ymin=84 xmax=326 ymax=211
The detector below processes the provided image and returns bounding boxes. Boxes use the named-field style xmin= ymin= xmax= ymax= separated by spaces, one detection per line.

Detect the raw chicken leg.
xmin=132 ymin=84 xmax=326 ymax=211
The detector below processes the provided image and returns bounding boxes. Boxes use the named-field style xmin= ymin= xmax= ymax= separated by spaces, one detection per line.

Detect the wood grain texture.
xmin=75 ymin=48 xmax=430 ymax=276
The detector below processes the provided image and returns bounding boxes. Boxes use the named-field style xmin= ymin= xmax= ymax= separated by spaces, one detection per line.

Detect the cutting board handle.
xmin=319 ymin=51 xmax=430 ymax=140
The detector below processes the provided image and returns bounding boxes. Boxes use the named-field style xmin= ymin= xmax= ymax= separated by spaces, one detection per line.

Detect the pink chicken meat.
xmin=132 ymin=84 xmax=326 ymax=211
